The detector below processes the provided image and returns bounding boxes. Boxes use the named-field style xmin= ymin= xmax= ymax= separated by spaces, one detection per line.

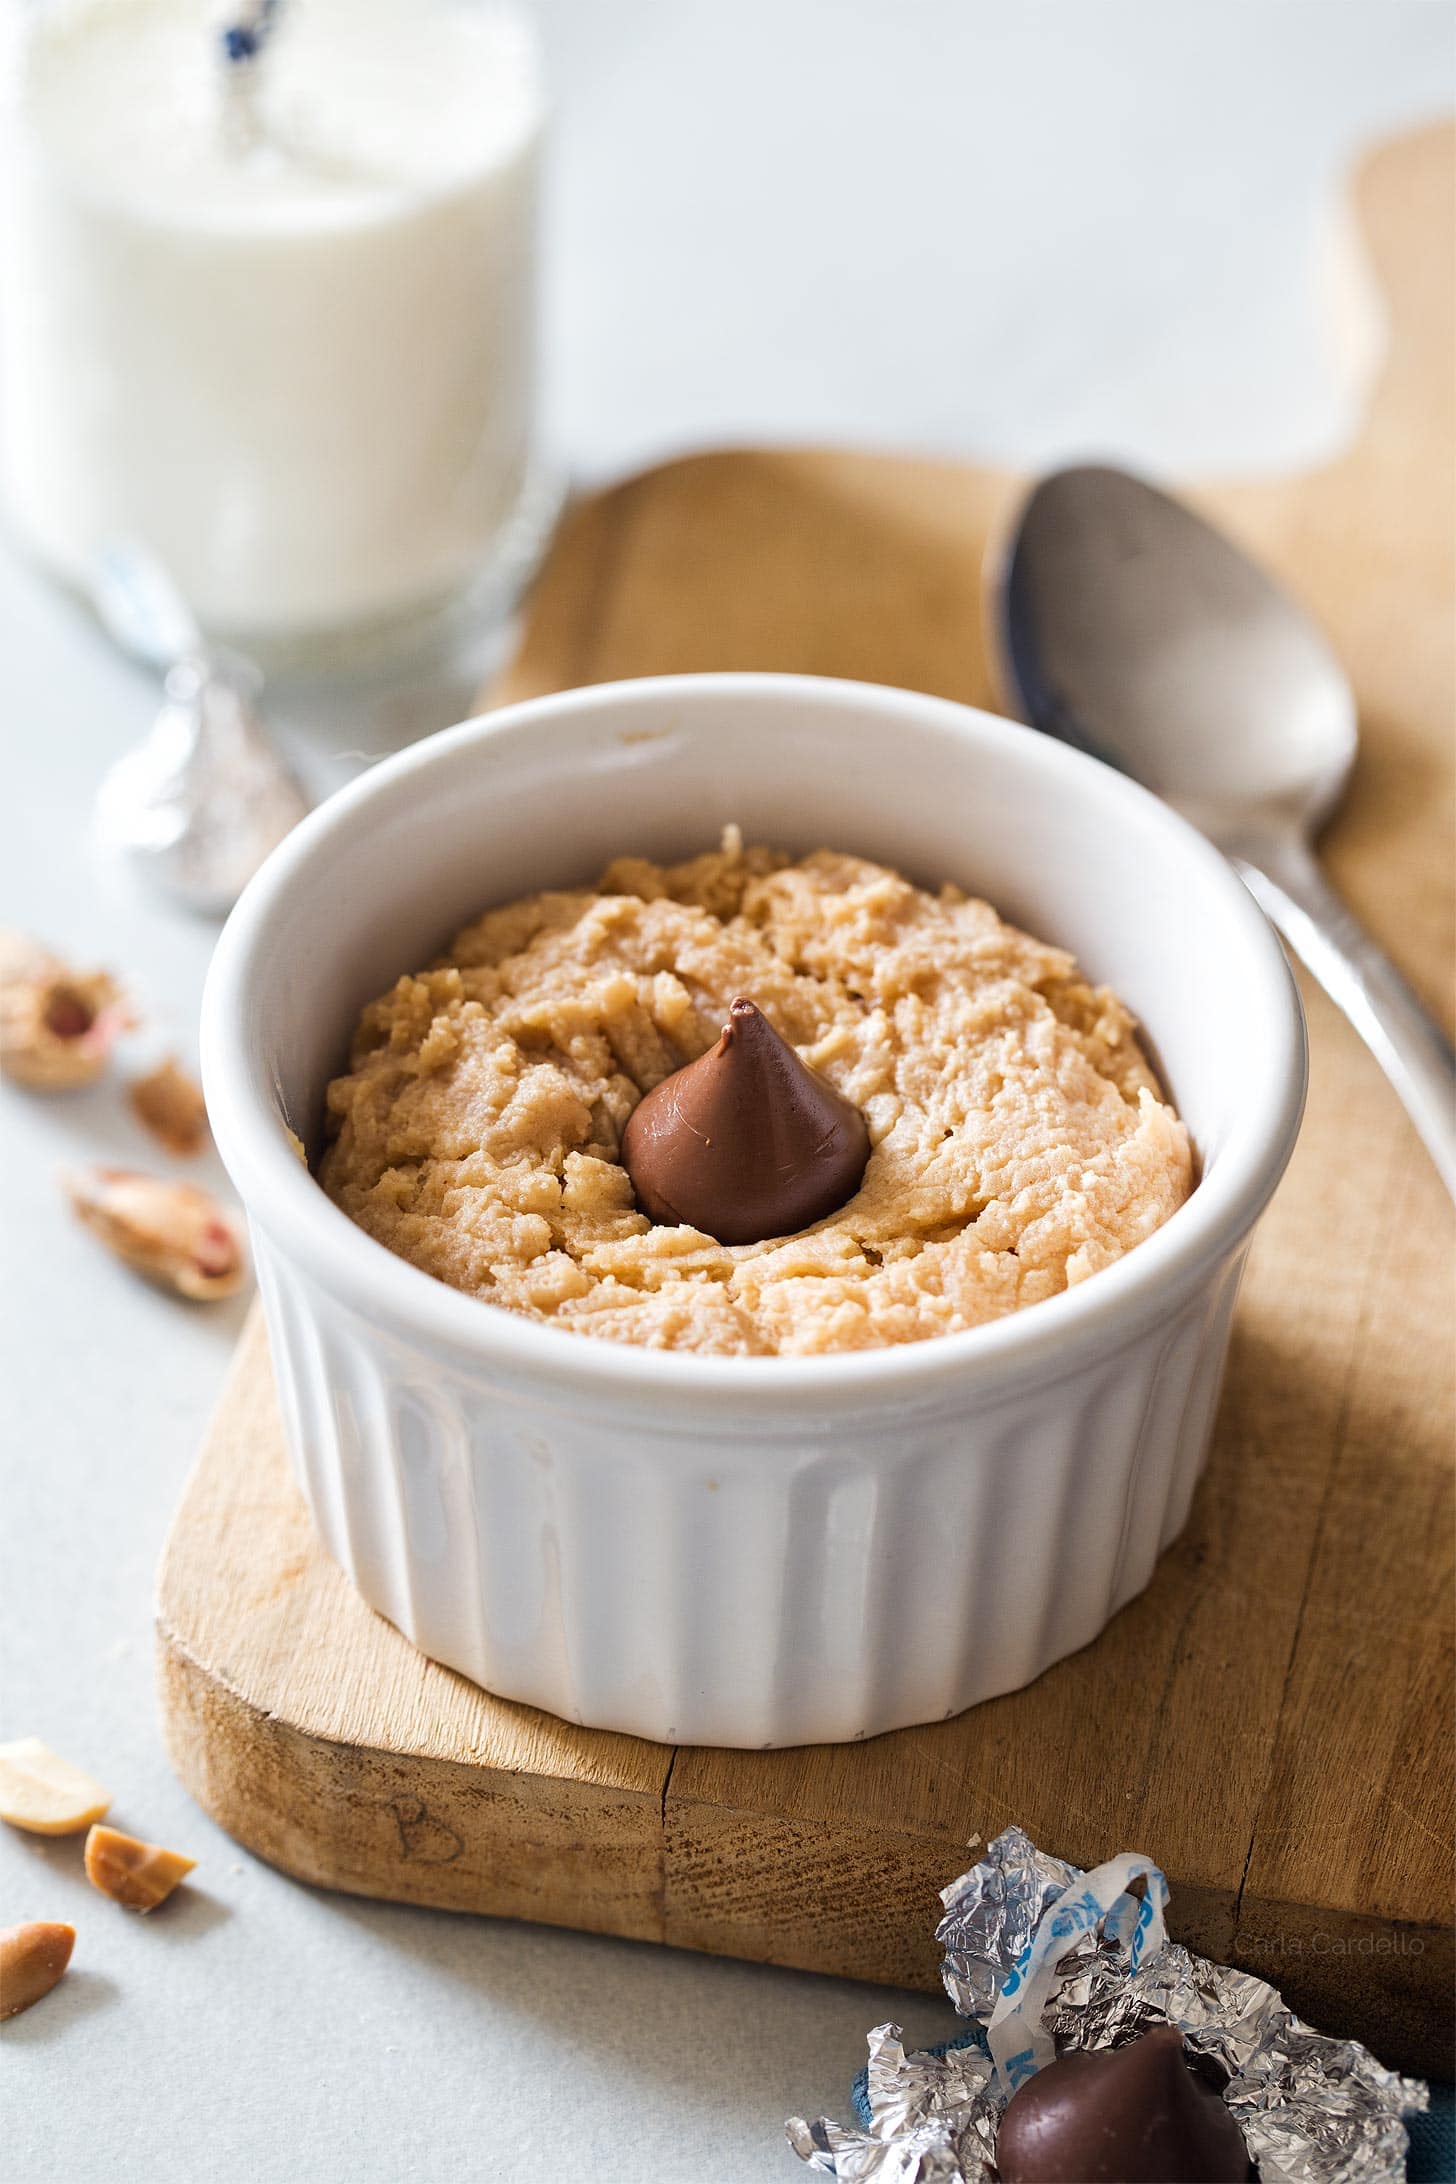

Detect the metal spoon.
xmin=995 ymin=463 xmax=1456 ymax=1197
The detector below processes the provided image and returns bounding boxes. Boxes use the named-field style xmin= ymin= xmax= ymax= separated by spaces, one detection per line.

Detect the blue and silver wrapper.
xmin=787 ymin=1825 xmax=1427 ymax=2184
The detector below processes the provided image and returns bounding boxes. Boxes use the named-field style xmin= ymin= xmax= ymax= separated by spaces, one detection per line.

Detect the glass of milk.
xmin=1 ymin=0 xmax=549 ymax=660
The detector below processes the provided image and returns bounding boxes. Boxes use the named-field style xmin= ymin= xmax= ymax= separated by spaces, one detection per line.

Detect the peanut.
xmin=65 ymin=1168 xmax=245 ymax=1301
xmin=84 ymin=1825 xmax=196 ymax=1911
xmin=0 ymin=933 xmax=127 ymax=1090
xmin=0 ymin=1922 xmax=75 ymax=2020
xmin=0 ymin=1738 xmax=111 ymax=1835
xmin=129 ymin=1055 xmax=209 ymax=1157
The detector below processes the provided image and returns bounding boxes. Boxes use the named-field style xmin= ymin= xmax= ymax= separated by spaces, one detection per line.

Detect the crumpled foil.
xmin=786 ymin=1825 xmax=1427 ymax=2184
xmin=787 ymin=2026 xmax=997 ymax=2182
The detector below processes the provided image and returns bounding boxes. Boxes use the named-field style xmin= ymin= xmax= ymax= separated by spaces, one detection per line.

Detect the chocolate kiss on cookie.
xmin=995 ymin=2025 xmax=1254 ymax=2184
xmin=621 ymin=997 xmax=870 ymax=1245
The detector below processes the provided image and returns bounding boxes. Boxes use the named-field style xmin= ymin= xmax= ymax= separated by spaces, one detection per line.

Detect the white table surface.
xmin=2 ymin=5 xmax=1450 ymax=2179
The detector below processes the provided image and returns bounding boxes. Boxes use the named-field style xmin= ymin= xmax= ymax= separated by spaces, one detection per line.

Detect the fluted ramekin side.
xmin=247 ymin=1222 xmax=1253 ymax=1747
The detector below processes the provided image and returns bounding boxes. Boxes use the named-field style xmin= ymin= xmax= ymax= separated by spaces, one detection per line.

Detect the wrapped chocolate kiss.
xmin=92 ymin=542 xmax=309 ymax=915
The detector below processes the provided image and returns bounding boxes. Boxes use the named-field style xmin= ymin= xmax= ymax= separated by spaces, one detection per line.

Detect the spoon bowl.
xmin=1001 ymin=465 xmax=1358 ymax=835
xmin=996 ymin=463 xmax=1454 ymax=1195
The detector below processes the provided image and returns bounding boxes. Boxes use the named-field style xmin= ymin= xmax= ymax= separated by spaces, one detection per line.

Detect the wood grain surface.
xmin=158 ymin=125 xmax=1454 ymax=2074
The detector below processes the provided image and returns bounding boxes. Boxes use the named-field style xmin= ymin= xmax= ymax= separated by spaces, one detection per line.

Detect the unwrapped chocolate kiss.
xmin=995 ymin=2025 xmax=1253 ymax=2184
xmin=621 ymin=997 xmax=870 ymax=1246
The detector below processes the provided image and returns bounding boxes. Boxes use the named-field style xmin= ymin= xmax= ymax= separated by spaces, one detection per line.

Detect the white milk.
xmin=1 ymin=0 xmax=543 ymax=642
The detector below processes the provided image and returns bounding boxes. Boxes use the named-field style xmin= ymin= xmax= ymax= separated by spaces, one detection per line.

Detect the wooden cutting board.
xmin=157 ymin=124 xmax=1454 ymax=2075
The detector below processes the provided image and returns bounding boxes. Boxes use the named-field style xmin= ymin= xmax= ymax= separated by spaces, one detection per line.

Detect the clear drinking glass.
xmin=1 ymin=0 xmax=554 ymax=666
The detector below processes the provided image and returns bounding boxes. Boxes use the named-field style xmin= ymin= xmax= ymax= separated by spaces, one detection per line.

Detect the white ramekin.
xmin=202 ymin=674 xmax=1304 ymax=1748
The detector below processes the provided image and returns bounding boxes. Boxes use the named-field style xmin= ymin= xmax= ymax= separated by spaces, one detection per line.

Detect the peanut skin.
xmin=128 ymin=1055 xmax=209 ymax=1157
xmin=0 ymin=1922 xmax=75 ymax=2020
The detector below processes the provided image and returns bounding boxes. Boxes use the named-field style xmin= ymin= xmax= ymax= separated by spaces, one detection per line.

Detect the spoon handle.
xmin=1232 ymin=834 xmax=1456 ymax=1198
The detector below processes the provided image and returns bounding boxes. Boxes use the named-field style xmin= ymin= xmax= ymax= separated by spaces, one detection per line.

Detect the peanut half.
xmin=0 ymin=1738 xmax=111 ymax=1835
xmin=0 ymin=1922 xmax=76 ymax=2020
xmin=65 ymin=1168 xmax=245 ymax=1301
xmin=85 ymin=1825 xmax=196 ymax=1911
xmin=0 ymin=931 xmax=128 ymax=1090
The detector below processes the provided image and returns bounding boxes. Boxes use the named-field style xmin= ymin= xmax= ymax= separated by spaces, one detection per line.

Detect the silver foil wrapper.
xmin=786 ymin=1826 xmax=1427 ymax=2184
xmin=787 ymin=2025 xmax=997 ymax=2182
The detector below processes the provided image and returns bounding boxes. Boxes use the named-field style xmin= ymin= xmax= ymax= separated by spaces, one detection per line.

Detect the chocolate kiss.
xmin=995 ymin=2027 xmax=1253 ymax=2184
xmin=621 ymin=997 xmax=870 ymax=1245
